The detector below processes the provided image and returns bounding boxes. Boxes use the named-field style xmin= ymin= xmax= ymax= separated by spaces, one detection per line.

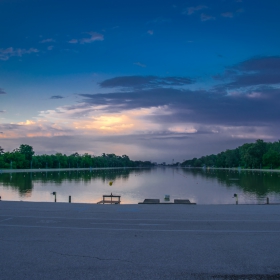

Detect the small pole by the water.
xmin=267 ymin=197 xmax=269 ymax=204
xmin=69 ymin=196 xmax=71 ymax=203
xmin=52 ymin=192 xmax=56 ymax=202
xmin=233 ymin=194 xmax=238 ymax=205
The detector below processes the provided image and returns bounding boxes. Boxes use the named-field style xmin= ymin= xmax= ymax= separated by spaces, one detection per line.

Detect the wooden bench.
xmin=174 ymin=199 xmax=196 ymax=204
xmin=138 ymin=198 xmax=196 ymax=204
xmin=139 ymin=199 xmax=160 ymax=204
xmin=97 ymin=193 xmax=121 ymax=204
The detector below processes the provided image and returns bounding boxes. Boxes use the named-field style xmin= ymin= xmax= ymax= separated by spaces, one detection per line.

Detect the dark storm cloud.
xmin=215 ymin=56 xmax=280 ymax=88
xmin=73 ymin=56 xmax=280 ymax=142
xmin=80 ymin=88 xmax=192 ymax=111
xmin=99 ymin=76 xmax=194 ymax=89
xmin=0 ymin=88 xmax=7 ymax=94
xmin=50 ymin=95 xmax=64 ymax=99
xmin=79 ymin=86 xmax=280 ymax=127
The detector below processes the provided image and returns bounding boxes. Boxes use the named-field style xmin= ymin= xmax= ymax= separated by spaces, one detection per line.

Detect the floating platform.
xmin=138 ymin=198 xmax=196 ymax=204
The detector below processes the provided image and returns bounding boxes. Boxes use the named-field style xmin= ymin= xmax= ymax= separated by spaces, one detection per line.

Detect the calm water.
xmin=1 ymin=167 xmax=280 ymax=204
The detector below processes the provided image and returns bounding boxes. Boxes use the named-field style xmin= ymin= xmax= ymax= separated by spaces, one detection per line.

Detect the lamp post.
xmin=52 ymin=192 xmax=56 ymax=202
xmin=233 ymin=193 xmax=238 ymax=205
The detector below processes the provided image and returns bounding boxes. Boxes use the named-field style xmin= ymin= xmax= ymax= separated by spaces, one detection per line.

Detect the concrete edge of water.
xmin=0 ymin=200 xmax=280 ymax=206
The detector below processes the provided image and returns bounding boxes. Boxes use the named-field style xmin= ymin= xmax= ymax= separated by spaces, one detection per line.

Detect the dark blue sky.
xmin=1 ymin=0 xmax=280 ymax=162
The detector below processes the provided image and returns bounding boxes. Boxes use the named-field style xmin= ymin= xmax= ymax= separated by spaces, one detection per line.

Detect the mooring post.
xmin=267 ymin=197 xmax=269 ymax=204
xmin=69 ymin=196 xmax=71 ymax=203
xmin=233 ymin=193 xmax=238 ymax=205
xmin=52 ymin=192 xmax=56 ymax=202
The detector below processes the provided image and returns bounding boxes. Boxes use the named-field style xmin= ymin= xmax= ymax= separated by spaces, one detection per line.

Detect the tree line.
xmin=182 ymin=139 xmax=280 ymax=169
xmin=0 ymin=144 xmax=153 ymax=169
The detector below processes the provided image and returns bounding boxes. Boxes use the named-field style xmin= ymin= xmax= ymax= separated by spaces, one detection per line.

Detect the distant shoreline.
xmin=1 ymin=166 xmax=280 ymax=173
xmin=0 ymin=166 xmax=153 ymax=173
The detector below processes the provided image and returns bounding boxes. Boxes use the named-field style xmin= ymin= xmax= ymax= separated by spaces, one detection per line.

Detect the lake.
xmin=1 ymin=167 xmax=280 ymax=204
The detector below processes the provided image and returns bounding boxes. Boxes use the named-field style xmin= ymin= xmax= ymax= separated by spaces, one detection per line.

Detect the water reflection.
xmin=180 ymin=168 xmax=280 ymax=197
xmin=0 ymin=167 xmax=280 ymax=204
xmin=0 ymin=169 xmax=144 ymax=192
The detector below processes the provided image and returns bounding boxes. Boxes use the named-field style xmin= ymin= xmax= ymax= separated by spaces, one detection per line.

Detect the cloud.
xmin=236 ymin=8 xmax=244 ymax=13
xmin=215 ymin=56 xmax=280 ymax=88
xmin=200 ymin=13 xmax=215 ymax=21
xmin=147 ymin=30 xmax=154 ymax=35
xmin=78 ymin=86 xmax=280 ymax=128
xmin=183 ymin=5 xmax=207 ymax=15
xmin=221 ymin=12 xmax=234 ymax=18
xmin=0 ymin=110 xmax=5 ymax=113
xmin=0 ymin=120 xmax=72 ymax=139
xmin=147 ymin=18 xmax=171 ymax=24
xmin=47 ymin=46 xmax=54 ymax=51
xmin=76 ymin=58 xmax=280 ymax=131
xmin=0 ymin=47 xmax=39 ymax=61
xmin=69 ymin=32 xmax=104 ymax=45
xmin=39 ymin=38 xmax=55 ymax=43
xmin=99 ymin=76 xmax=194 ymax=89
xmin=2 ymin=57 xmax=280 ymax=161
xmin=50 ymin=95 xmax=64 ymax=99
xmin=68 ymin=39 xmax=78 ymax=44
xmin=133 ymin=62 xmax=146 ymax=68
xmin=0 ymin=88 xmax=6 ymax=94
xmin=80 ymin=32 xmax=104 ymax=44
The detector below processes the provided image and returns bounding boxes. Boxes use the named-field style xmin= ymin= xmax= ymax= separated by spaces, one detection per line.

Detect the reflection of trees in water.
xmin=0 ymin=173 xmax=34 ymax=196
xmin=180 ymin=168 xmax=280 ymax=196
xmin=0 ymin=168 xmax=152 ymax=196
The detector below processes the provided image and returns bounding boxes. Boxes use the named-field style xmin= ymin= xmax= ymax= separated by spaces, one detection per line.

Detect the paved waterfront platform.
xmin=0 ymin=202 xmax=280 ymax=279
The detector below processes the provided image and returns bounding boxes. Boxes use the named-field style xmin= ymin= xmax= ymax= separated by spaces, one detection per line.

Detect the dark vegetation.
xmin=182 ymin=139 xmax=280 ymax=169
xmin=0 ymin=144 xmax=153 ymax=169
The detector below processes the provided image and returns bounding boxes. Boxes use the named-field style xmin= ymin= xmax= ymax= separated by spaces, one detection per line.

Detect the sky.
xmin=1 ymin=0 xmax=280 ymax=163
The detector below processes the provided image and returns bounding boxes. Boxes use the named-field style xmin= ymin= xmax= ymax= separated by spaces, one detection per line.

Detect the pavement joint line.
xmin=90 ymin=223 xmax=168 ymax=226
xmin=1 ymin=224 xmax=280 ymax=233
xmin=49 ymin=251 xmax=134 ymax=263
xmin=0 ymin=218 xmax=13 ymax=223
xmin=0 ymin=215 xmax=280 ymax=222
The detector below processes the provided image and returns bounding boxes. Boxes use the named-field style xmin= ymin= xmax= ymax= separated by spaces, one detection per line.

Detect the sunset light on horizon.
xmin=1 ymin=0 xmax=280 ymax=162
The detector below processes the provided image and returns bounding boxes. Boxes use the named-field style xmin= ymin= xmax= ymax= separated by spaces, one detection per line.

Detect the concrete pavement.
xmin=0 ymin=201 xmax=280 ymax=279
